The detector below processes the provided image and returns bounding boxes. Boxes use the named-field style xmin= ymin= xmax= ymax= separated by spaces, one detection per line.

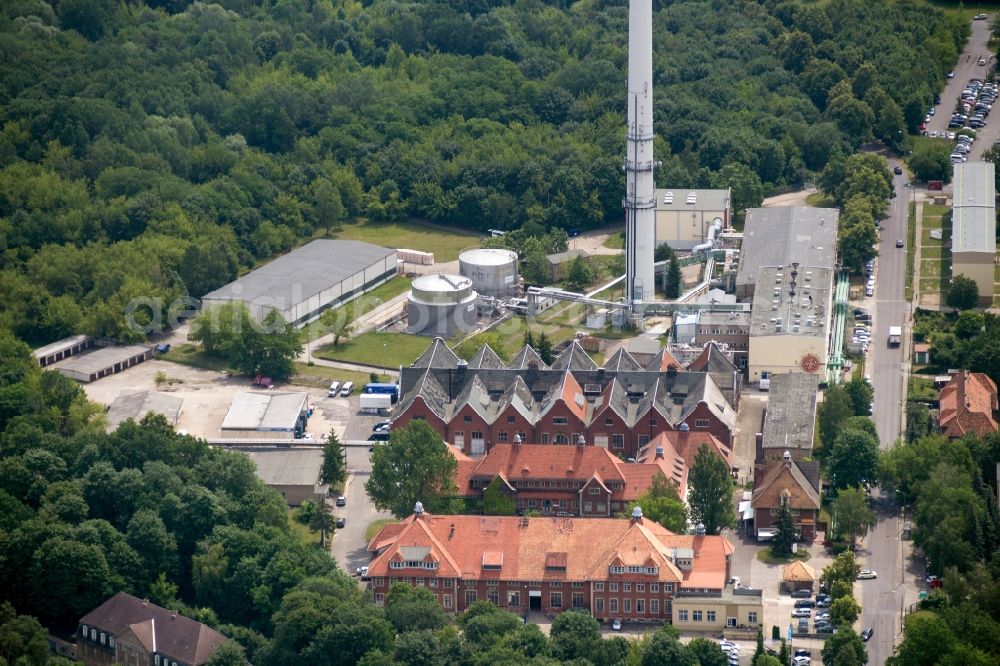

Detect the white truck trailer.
xmin=888 ymin=326 xmax=902 ymax=347
xmin=359 ymin=393 xmax=392 ymax=414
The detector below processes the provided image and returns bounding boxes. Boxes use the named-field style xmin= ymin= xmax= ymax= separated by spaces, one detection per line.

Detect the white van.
xmin=340 ymin=381 xmax=354 ymax=397
xmin=327 ymin=381 xmax=341 ymax=397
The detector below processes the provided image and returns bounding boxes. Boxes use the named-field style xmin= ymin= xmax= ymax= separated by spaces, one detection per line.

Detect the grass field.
xmin=299 ymin=276 xmax=411 ymax=342
xmin=908 ymin=376 xmax=937 ymax=402
xmin=161 ymin=344 xmax=230 ymax=372
xmin=329 ymin=219 xmax=479 ymax=262
xmin=805 ymin=192 xmax=836 ymax=207
xmin=603 ymin=231 xmax=625 ymax=249
xmin=290 ymin=363 xmax=387 ymax=390
xmin=917 ymin=203 xmax=951 ymax=300
xmin=905 ymin=202 xmax=916 ymax=301
xmin=315 ymin=331 xmax=434 ymax=368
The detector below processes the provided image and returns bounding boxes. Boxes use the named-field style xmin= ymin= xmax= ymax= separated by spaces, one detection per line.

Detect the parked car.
xmin=794 ymin=599 xmax=816 ymax=609
xmin=368 ymin=431 xmax=390 ymax=442
xmin=336 ymin=517 xmax=345 ymax=529
xmin=816 ymin=597 xmax=831 ymax=608
xmin=893 ymin=165 xmax=903 ymax=175
xmin=335 ymin=495 xmax=346 ymax=507
xmin=815 ymin=625 xmax=836 ymax=634
xmin=793 ymin=657 xmax=811 ymax=666
xmin=356 ymin=566 xmax=369 ymax=579
xmin=791 ymin=588 xmax=812 ymax=599
xmin=792 ymin=608 xmax=812 ymax=618
xmin=814 ymin=611 xmax=831 ymax=622
xmin=947 ymin=70 xmax=955 ymax=78
xmin=858 ymin=569 xmax=878 ymax=580
xmin=154 ymin=343 xmax=171 ymax=354
xmin=327 ymin=381 xmax=341 ymax=397
xmin=861 ymin=627 xmax=874 ymax=642
xmin=612 ymin=618 xmax=623 ymax=631
xmin=896 ymin=239 xmax=905 ymax=248
xmin=340 ymin=381 xmax=354 ymax=396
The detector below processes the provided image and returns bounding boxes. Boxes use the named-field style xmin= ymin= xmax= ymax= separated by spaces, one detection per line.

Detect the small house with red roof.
xmin=938 ymin=370 xmax=999 ymax=439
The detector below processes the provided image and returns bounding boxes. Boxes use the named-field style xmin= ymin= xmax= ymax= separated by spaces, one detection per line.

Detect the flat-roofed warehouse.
xmin=106 ymin=390 xmax=183 ymax=430
xmin=201 ymin=240 xmax=398 ymax=326
xmin=736 ymin=207 xmax=839 ymax=299
xmin=654 ymin=188 xmax=731 ymax=250
xmin=240 ymin=448 xmax=327 ymax=506
xmin=221 ymin=392 xmax=309 ymax=440
xmin=749 ymin=265 xmax=833 ymax=383
xmin=53 ymin=345 xmax=153 ymax=383
xmin=951 ymin=162 xmax=996 ymax=304
xmin=758 ymin=372 xmax=819 ymax=461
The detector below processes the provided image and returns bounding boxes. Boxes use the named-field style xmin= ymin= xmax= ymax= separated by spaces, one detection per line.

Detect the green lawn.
xmin=290 ymin=363 xmax=388 ymax=391
xmin=299 ymin=276 xmax=411 ymax=342
xmin=805 ymin=192 xmax=836 ymax=207
xmin=329 ymin=219 xmax=478 ymax=262
xmin=161 ymin=344 xmax=230 ymax=372
xmin=603 ymin=231 xmax=625 ymax=249
xmin=920 ymin=247 xmax=946 ymax=258
xmin=908 ymin=376 xmax=937 ymax=402
xmin=287 ymin=509 xmax=324 ymax=550
xmin=315 ymin=331 xmax=434 ymax=368
xmin=919 ymin=261 xmax=943 ymax=278
xmin=905 ymin=202 xmax=916 ymax=301
xmin=756 ymin=547 xmax=811 ymax=565
xmin=455 ymin=317 xmax=580 ymax=360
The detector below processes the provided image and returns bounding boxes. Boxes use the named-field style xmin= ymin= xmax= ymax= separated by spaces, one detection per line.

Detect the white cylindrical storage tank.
xmin=458 ymin=248 xmax=518 ymax=298
xmin=407 ymin=273 xmax=478 ymax=337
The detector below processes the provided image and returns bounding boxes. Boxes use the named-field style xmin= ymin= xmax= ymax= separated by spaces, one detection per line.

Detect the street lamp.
xmin=382 ymin=342 xmax=387 ymax=380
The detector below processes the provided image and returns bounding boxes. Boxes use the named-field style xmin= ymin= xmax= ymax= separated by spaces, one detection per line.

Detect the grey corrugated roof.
xmin=551 ymin=340 xmax=597 ymax=371
xmin=761 ymin=373 xmax=819 ymax=452
xmin=33 ymin=334 xmax=89 ymax=359
xmin=468 ymin=344 xmax=505 ymax=369
xmin=412 ymin=338 xmax=460 ymax=369
xmin=201 ymin=239 xmax=394 ymax=304
xmin=952 ymin=162 xmax=996 ymax=254
xmin=749 ymin=266 xmax=832 ymax=339
xmin=242 ymin=448 xmax=323 ymax=487
xmin=737 ymin=206 xmax=839 ymax=289
xmin=508 ymin=345 xmax=546 ymax=370
xmin=106 ymin=390 xmax=183 ymax=429
xmin=603 ymin=348 xmax=642 ymax=373
xmin=221 ymin=392 xmax=307 ymax=431
xmin=54 ymin=345 xmax=151 ymax=375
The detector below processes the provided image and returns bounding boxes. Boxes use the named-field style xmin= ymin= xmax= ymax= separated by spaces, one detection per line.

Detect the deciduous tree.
xmin=366 ymin=421 xmax=459 ymax=518
xmin=687 ymin=444 xmax=735 ymax=534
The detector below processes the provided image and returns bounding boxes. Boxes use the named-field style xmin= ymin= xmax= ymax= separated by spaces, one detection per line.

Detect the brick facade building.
xmin=452 ymin=429 xmax=731 ymax=516
xmin=367 ymin=505 xmax=746 ymax=627
xmin=394 ymin=339 xmax=738 ymax=458
xmin=751 ymin=453 xmax=821 ymax=541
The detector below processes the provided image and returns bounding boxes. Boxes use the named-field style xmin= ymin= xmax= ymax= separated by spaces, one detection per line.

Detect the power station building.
xmin=951 ymin=162 xmax=996 ymax=304
xmin=736 ymin=207 xmax=839 ymax=300
xmin=202 ymin=240 xmax=397 ymax=327
xmin=654 ymin=188 xmax=731 ymax=250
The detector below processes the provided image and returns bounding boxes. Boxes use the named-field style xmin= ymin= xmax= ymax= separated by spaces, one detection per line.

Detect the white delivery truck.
xmin=359 ymin=393 xmax=392 ymax=414
xmin=888 ymin=326 xmax=902 ymax=347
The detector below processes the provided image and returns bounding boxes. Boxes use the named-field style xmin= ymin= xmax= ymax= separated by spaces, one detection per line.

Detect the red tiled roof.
xmin=939 ymin=371 xmax=999 ymax=438
xmin=638 ymin=430 xmax=733 ymax=469
xmin=368 ymin=512 xmax=730 ymax=590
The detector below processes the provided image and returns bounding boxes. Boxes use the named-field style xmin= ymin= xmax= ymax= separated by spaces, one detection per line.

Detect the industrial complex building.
xmin=201 ymin=240 xmax=397 ymax=326
xmin=757 ymin=373 xmax=819 ymax=461
xmin=951 ymin=162 xmax=996 ymax=304
xmin=748 ymin=265 xmax=834 ymax=383
xmin=406 ymin=273 xmax=478 ymax=337
xmin=654 ymin=188 xmax=731 ymax=250
xmin=736 ymin=207 xmax=839 ymax=299
xmin=241 ymin=447 xmax=327 ymax=506
xmin=53 ymin=345 xmax=153 ymax=383
xmin=220 ymin=391 xmax=309 ymax=440
xmin=105 ymin=390 xmax=183 ymax=430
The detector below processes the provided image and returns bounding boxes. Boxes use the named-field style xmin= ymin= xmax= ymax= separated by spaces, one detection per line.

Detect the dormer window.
xmin=390 ymin=560 xmax=439 ymax=570
xmin=645 ymin=566 xmax=658 ymax=575
xmin=609 ymin=565 xmax=625 ymax=574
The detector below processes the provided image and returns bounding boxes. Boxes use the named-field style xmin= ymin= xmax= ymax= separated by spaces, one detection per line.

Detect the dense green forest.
xmin=0 ymin=0 xmax=967 ymax=345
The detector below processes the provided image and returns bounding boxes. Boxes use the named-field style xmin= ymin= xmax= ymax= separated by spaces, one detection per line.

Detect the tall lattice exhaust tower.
xmin=624 ymin=0 xmax=656 ymax=306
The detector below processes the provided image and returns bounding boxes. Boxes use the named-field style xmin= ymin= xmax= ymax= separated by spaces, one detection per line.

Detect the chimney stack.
xmin=414 ymin=501 xmax=424 ymax=518
xmin=631 ymin=505 xmax=644 ymax=524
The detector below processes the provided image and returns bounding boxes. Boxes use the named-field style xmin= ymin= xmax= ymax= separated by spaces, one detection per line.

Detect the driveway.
xmin=329 ymin=403 xmax=395 ymax=576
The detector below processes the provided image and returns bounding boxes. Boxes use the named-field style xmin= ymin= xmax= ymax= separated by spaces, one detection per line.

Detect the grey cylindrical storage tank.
xmin=458 ymin=248 xmax=518 ymax=298
xmin=407 ymin=273 xmax=478 ymax=337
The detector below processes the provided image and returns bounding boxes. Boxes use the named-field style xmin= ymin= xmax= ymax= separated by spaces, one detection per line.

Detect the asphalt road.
xmin=925 ymin=15 xmax=997 ymax=161
xmin=329 ymin=408 xmax=394 ymax=578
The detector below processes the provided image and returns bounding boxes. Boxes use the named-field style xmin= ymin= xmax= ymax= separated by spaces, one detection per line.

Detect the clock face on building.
xmin=800 ymin=353 xmax=820 ymax=373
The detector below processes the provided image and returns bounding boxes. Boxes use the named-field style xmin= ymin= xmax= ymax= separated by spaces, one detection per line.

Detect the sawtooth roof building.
xmin=393 ymin=338 xmax=739 ymax=458
xmin=202 ymin=239 xmax=397 ymax=326
xmin=365 ymin=505 xmax=757 ymax=630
